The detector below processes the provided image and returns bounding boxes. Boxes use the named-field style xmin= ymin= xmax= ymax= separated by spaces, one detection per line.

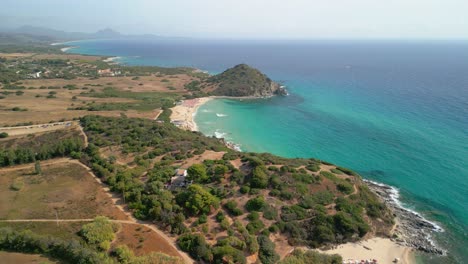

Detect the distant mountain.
xmin=207 ymin=64 xmax=287 ymax=97
xmin=10 ymin=25 xmax=123 ymax=41
xmin=94 ymin=28 xmax=121 ymax=38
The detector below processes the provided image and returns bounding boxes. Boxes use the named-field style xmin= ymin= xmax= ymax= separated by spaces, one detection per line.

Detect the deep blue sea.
xmin=67 ymin=39 xmax=468 ymax=263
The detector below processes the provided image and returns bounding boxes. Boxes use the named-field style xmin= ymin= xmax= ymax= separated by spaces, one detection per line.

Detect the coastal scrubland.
xmin=0 ymin=41 xmax=400 ymax=263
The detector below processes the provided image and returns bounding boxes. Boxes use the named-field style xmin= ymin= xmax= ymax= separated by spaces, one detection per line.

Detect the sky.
xmin=1 ymin=0 xmax=467 ymax=39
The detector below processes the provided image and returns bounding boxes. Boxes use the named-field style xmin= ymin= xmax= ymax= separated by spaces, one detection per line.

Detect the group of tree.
xmin=0 ymin=227 xmax=110 ymax=264
xmin=0 ymin=136 xmax=83 ymax=167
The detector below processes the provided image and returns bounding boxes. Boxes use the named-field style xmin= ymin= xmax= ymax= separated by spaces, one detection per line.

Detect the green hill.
xmin=207 ymin=64 xmax=287 ymax=97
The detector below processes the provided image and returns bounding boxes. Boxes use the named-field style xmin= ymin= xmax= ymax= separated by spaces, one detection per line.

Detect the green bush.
xmin=224 ymin=200 xmax=243 ymax=216
xmin=250 ymin=165 xmax=269 ymax=188
xmin=177 ymin=233 xmax=212 ymax=261
xmin=176 ymin=184 xmax=219 ymax=215
xmin=212 ymin=245 xmax=246 ymax=264
xmin=187 ymin=163 xmax=208 ymax=182
xmin=257 ymin=235 xmax=280 ymax=264
xmin=337 ymin=182 xmax=354 ymax=194
xmin=246 ymin=219 xmax=265 ymax=234
xmin=280 ymin=249 xmax=342 ymax=264
xmin=245 ymin=196 xmax=266 ymax=212
xmin=79 ymin=216 xmax=119 ymax=251
xmin=239 ymin=185 xmax=250 ymax=194
xmin=247 ymin=211 xmax=260 ymax=221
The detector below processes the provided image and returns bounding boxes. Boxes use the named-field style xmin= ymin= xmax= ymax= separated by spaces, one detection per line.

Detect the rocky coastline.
xmin=364 ymin=179 xmax=445 ymax=255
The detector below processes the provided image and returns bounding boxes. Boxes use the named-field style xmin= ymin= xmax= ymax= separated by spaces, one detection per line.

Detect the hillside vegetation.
xmin=207 ymin=64 xmax=287 ymax=97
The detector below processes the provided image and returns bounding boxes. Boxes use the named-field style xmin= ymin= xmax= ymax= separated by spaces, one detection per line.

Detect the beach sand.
xmin=170 ymin=97 xmax=212 ymax=131
xmin=319 ymin=237 xmax=414 ymax=264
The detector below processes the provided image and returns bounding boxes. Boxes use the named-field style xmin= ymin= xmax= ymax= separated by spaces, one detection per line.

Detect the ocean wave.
xmin=365 ymin=179 xmax=444 ymax=232
xmin=216 ymin=113 xmax=228 ymax=117
xmin=201 ymin=109 xmax=212 ymax=113
xmin=214 ymin=131 xmax=227 ymax=138
xmin=226 ymin=141 xmax=242 ymax=152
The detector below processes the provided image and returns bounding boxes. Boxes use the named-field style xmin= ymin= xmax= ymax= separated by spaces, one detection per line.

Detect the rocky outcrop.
xmin=364 ymin=180 xmax=445 ymax=255
xmin=207 ymin=64 xmax=287 ymax=97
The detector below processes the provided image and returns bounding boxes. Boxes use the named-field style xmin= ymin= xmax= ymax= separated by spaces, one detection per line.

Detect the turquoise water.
xmin=67 ymin=39 xmax=468 ymax=263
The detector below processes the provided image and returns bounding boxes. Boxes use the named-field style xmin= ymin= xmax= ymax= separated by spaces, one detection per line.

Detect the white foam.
xmin=60 ymin=47 xmax=75 ymax=52
xmin=365 ymin=179 xmax=444 ymax=232
xmin=103 ymin=56 xmax=122 ymax=63
xmin=214 ymin=131 xmax=227 ymax=138
xmin=216 ymin=113 xmax=228 ymax=117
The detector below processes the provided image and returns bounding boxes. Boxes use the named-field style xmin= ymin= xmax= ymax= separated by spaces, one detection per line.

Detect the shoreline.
xmin=319 ymin=237 xmax=414 ymax=264
xmin=364 ymin=180 xmax=445 ymax=256
xmin=170 ymin=97 xmax=213 ymax=131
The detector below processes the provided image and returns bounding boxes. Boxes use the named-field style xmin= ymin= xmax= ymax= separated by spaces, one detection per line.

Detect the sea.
xmin=66 ymin=38 xmax=468 ymax=263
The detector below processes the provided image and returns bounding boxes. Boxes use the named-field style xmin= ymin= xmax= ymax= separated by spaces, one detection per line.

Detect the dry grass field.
xmin=0 ymin=160 xmax=128 ymax=220
xmin=0 ymin=251 xmax=58 ymax=264
xmin=113 ymin=224 xmax=181 ymax=257
xmin=0 ymin=74 xmax=194 ymax=126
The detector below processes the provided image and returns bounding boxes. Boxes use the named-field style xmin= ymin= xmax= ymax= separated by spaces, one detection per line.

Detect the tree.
xmin=245 ymin=196 xmax=266 ymax=212
xmin=176 ymin=184 xmax=219 ymax=215
xmin=80 ymin=216 xmax=120 ymax=251
xmin=34 ymin=161 xmax=42 ymax=175
xmin=187 ymin=164 xmax=208 ymax=182
xmin=251 ymin=166 xmax=269 ymax=188
xmin=177 ymin=233 xmax=212 ymax=261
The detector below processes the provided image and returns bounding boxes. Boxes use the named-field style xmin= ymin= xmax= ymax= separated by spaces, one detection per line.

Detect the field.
xmin=0 ymin=75 xmax=195 ymax=125
xmin=0 ymin=158 xmax=185 ymax=261
xmin=0 ymin=251 xmax=58 ymax=264
xmin=0 ymin=159 xmax=128 ymax=220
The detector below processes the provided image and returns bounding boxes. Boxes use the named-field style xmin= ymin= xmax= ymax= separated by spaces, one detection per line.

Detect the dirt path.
xmin=0 ymin=159 xmax=194 ymax=264
xmin=0 ymin=121 xmax=77 ymax=136
xmin=77 ymin=123 xmax=89 ymax=147
xmin=71 ymin=161 xmax=194 ymax=263
xmin=0 ymin=219 xmax=144 ymax=225
xmin=0 ymin=158 xmax=71 ymax=172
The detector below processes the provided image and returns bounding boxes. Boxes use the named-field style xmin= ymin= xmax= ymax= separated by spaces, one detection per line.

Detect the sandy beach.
xmin=170 ymin=97 xmax=212 ymax=131
xmin=319 ymin=237 xmax=414 ymax=264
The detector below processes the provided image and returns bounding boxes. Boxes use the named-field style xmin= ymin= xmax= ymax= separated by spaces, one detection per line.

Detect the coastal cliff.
xmin=207 ymin=64 xmax=287 ymax=97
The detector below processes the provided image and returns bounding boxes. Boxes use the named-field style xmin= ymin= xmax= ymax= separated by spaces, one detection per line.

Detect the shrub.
xmin=0 ymin=132 xmax=8 ymax=138
xmin=176 ymin=184 xmax=219 ymax=215
xmin=262 ymin=205 xmax=278 ymax=220
xmin=224 ymin=200 xmax=243 ymax=216
xmin=247 ymin=211 xmax=260 ymax=221
xmin=245 ymin=196 xmax=266 ymax=212
xmin=280 ymin=249 xmax=342 ymax=264
xmin=215 ymin=211 xmax=225 ymax=222
xmin=10 ymin=178 xmax=24 ymax=191
xmin=246 ymin=219 xmax=265 ymax=234
xmin=337 ymin=182 xmax=354 ymax=194
xmin=177 ymin=233 xmax=212 ymax=261
xmin=239 ymin=185 xmax=250 ymax=194
xmin=250 ymin=165 xmax=269 ymax=188
xmin=212 ymin=245 xmax=246 ymax=264
xmin=306 ymin=163 xmax=320 ymax=172
xmin=80 ymin=216 xmax=119 ymax=251
xmin=257 ymin=235 xmax=280 ymax=264
xmin=187 ymin=163 xmax=208 ymax=182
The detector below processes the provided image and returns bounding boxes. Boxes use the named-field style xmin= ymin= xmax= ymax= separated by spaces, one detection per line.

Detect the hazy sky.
xmin=1 ymin=0 xmax=467 ymax=39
